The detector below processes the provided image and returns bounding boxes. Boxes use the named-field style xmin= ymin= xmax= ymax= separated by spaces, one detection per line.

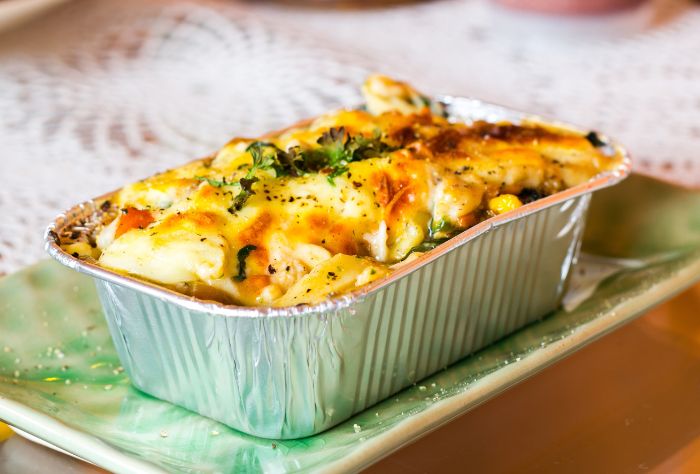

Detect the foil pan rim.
xmin=44 ymin=96 xmax=632 ymax=318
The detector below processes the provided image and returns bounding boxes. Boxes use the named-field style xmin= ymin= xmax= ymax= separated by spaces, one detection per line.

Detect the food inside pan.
xmin=56 ymin=75 xmax=623 ymax=307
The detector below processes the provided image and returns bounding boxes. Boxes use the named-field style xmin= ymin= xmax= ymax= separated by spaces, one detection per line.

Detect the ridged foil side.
xmin=95 ymin=195 xmax=590 ymax=439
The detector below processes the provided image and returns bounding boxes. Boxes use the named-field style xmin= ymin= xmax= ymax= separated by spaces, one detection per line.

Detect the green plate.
xmin=1 ymin=175 xmax=699 ymax=473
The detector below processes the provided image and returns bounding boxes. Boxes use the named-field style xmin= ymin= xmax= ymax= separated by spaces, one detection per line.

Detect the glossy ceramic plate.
xmin=1 ymin=175 xmax=699 ymax=473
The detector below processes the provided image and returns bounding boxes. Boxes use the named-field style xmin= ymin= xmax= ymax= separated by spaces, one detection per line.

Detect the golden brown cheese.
xmin=62 ymin=75 xmax=623 ymax=307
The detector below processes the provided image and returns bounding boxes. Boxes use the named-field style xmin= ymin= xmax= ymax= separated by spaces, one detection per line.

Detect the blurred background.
xmin=0 ymin=0 xmax=699 ymax=471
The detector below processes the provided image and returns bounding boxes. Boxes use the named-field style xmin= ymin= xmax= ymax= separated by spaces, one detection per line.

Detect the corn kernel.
xmin=488 ymin=194 xmax=523 ymax=215
xmin=0 ymin=422 xmax=13 ymax=442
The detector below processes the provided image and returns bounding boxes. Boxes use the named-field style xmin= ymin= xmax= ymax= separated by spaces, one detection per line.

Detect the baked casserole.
xmin=57 ymin=75 xmax=623 ymax=307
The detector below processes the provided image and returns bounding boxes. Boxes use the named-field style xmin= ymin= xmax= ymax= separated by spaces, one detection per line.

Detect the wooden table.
xmin=1 ymin=281 xmax=699 ymax=473
xmin=369 ymin=281 xmax=700 ymax=474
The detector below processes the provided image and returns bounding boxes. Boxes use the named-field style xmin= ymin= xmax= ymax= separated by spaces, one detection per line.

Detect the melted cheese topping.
xmin=63 ymin=75 xmax=623 ymax=307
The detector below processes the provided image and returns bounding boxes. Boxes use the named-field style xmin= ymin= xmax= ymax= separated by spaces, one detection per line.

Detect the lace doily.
xmin=0 ymin=0 xmax=698 ymax=275
xmin=0 ymin=0 xmax=370 ymax=275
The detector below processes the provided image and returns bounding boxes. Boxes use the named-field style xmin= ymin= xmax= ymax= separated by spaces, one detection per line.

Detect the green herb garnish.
xmin=272 ymin=145 xmax=305 ymax=177
xmin=326 ymin=165 xmax=350 ymax=184
xmin=407 ymin=238 xmax=450 ymax=256
xmin=195 ymin=176 xmax=231 ymax=188
xmin=229 ymin=177 xmax=258 ymax=213
xmin=234 ymin=244 xmax=257 ymax=281
xmin=314 ymin=127 xmax=391 ymax=184
xmin=242 ymin=128 xmax=391 ymax=187
xmin=203 ymin=128 xmax=392 ymax=212
xmin=228 ymin=142 xmax=279 ymax=212
xmin=403 ymin=218 xmax=457 ymax=258
xmin=428 ymin=218 xmax=456 ymax=238
xmin=247 ymin=141 xmax=278 ymax=171
xmin=317 ymin=127 xmax=347 ymax=166
xmin=413 ymin=94 xmax=432 ymax=109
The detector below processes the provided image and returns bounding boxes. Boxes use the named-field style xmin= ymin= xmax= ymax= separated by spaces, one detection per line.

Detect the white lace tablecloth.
xmin=0 ymin=0 xmax=698 ymax=275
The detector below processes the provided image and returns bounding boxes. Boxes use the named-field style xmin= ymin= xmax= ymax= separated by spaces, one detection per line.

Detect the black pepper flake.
xmin=352 ymin=181 xmax=362 ymax=188
xmin=200 ymin=237 xmax=207 ymax=242
xmin=285 ymin=265 xmax=291 ymax=272
xmin=289 ymin=197 xmax=295 ymax=203
xmin=268 ymin=264 xmax=277 ymax=274
xmin=72 ymin=252 xmax=79 ymax=258
xmin=100 ymin=200 xmax=111 ymax=212
xmin=306 ymin=288 xmax=312 ymax=293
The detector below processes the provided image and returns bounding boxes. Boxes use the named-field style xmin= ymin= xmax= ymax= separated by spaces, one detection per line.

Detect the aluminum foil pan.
xmin=45 ymin=97 xmax=631 ymax=439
